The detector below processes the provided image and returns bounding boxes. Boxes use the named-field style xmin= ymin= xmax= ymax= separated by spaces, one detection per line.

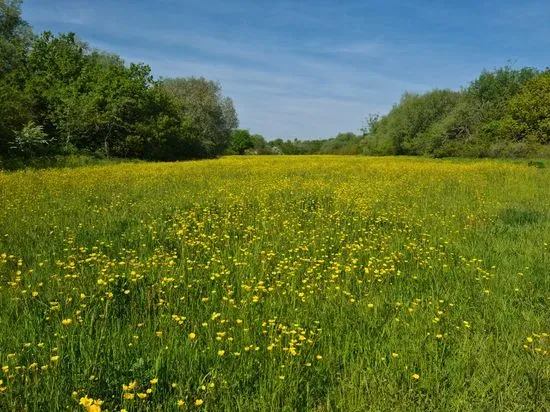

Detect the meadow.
xmin=0 ymin=156 xmax=548 ymax=411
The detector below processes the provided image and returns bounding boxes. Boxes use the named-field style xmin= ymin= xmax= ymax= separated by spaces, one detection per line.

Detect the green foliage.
xmin=319 ymin=132 xmax=361 ymax=154
xmin=0 ymin=2 xmax=239 ymax=165
xmin=469 ymin=66 xmax=539 ymax=112
xmin=249 ymin=133 xmax=272 ymax=154
xmin=8 ymin=120 xmax=50 ymax=156
xmin=0 ymin=0 xmax=33 ymax=152
xmin=161 ymin=77 xmax=238 ymax=158
xmin=364 ymin=90 xmax=461 ymax=155
xmin=363 ymin=66 xmax=550 ymax=158
xmin=499 ymin=73 xmax=550 ymax=144
xmin=2 ymin=0 xmax=549 ymax=163
xmin=264 ymin=133 xmax=362 ymax=156
xmin=231 ymin=129 xmax=253 ymax=154
xmin=0 ymin=75 xmax=31 ymax=152
xmin=0 ymin=0 xmax=33 ymax=75
xmin=269 ymin=138 xmax=327 ymax=155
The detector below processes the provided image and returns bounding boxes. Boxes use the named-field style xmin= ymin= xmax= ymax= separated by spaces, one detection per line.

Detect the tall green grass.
xmin=0 ymin=156 xmax=548 ymax=411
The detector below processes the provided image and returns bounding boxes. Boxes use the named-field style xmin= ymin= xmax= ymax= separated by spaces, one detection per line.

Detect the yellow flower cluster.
xmin=0 ymin=156 xmax=548 ymax=410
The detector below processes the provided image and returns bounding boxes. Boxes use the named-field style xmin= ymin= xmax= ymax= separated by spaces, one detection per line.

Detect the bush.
xmin=9 ymin=121 xmax=52 ymax=157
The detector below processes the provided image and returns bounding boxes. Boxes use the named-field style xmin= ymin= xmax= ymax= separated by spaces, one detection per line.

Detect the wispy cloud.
xmin=112 ymin=32 xmax=430 ymax=138
xmin=23 ymin=2 xmax=97 ymax=27
xmin=326 ymin=41 xmax=384 ymax=56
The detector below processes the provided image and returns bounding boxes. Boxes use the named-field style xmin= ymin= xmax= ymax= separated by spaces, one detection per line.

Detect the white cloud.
xmin=23 ymin=1 xmax=97 ymax=27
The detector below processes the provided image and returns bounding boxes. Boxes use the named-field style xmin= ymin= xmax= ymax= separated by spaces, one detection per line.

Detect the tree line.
xmin=228 ymin=130 xmax=362 ymax=156
xmin=0 ymin=0 xmax=238 ymax=163
xmin=231 ymin=66 xmax=550 ymax=159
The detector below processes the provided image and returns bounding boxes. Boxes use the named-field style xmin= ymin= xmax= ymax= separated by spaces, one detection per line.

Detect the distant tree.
xmin=281 ymin=139 xmax=300 ymax=154
xmin=161 ymin=77 xmax=239 ymax=157
xmin=320 ymin=132 xmax=360 ymax=154
xmin=267 ymin=137 xmax=327 ymax=155
xmin=250 ymin=133 xmax=271 ymax=154
xmin=220 ymin=96 xmax=239 ymax=133
xmin=231 ymin=129 xmax=253 ymax=154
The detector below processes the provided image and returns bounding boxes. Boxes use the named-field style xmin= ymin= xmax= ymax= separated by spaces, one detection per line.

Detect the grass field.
xmin=0 ymin=156 xmax=549 ymax=411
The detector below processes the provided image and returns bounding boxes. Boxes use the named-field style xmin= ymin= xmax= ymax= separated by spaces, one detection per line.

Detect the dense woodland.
xmin=0 ymin=0 xmax=238 ymax=164
xmin=1 ymin=0 xmax=550 ymax=168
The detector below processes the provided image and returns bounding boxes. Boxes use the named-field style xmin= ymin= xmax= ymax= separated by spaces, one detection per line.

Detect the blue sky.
xmin=22 ymin=0 xmax=550 ymax=139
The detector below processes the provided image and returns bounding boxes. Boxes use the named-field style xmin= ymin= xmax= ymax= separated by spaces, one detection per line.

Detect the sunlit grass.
xmin=0 ymin=156 xmax=548 ymax=411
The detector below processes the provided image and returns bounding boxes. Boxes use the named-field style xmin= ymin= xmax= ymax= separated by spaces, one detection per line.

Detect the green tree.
xmin=0 ymin=0 xmax=34 ymax=155
xmin=320 ymin=132 xmax=360 ymax=154
xmin=24 ymin=32 xmax=87 ymax=143
xmin=231 ymin=129 xmax=253 ymax=154
xmin=362 ymin=66 xmax=544 ymax=157
xmin=469 ymin=66 xmax=539 ymax=114
xmin=364 ymin=90 xmax=460 ymax=155
xmin=499 ymin=73 xmax=550 ymax=144
xmin=249 ymin=133 xmax=271 ymax=154
xmin=0 ymin=0 xmax=33 ymax=75
xmin=59 ymin=55 xmax=159 ymax=156
xmin=24 ymin=35 xmax=178 ymax=158
xmin=1 ymin=1 xmax=242 ymax=163
xmin=9 ymin=120 xmax=51 ymax=157
xmin=161 ymin=77 xmax=239 ymax=157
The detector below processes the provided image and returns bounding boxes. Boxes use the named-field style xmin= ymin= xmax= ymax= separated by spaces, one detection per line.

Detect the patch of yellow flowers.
xmin=0 ymin=156 xmax=548 ymax=410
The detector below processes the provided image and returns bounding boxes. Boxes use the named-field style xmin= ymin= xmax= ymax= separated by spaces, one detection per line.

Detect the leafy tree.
xmin=0 ymin=0 xmax=34 ymax=154
xmin=361 ymin=113 xmax=380 ymax=135
xmin=0 ymin=0 xmax=33 ymax=75
xmin=499 ymin=73 xmax=550 ymax=144
xmin=266 ymin=138 xmax=328 ymax=155
xmin=231 ymin=129 xmax=253 ymax=154
xmin=63 ymin=56 xmax=158 ymax=156
xmin=249 ymin=133 xmax=272 ymax=154
xmin=364 ymin=90 xmax=460 ymax=155
xmin=9 ymin=120 xmax=51 ymax=157
xmin=24 ymin=32 xmax=87 ymax=143
xmin=320 ymin=132 xmax=361 ymax=154
xmin=1 ymin=1 xmax=243 ymax=164
xmin=469 ymin=66 xmax=539 ymax=113
xmin=21 ymin=35 xmax=184 ymax=159
xmin=0 ymin=75 xmax=31 ymax=154
xmin=161 ymin=77 xmax=239 ymax=157
xmin=361 ymin=66 xmax=547 ymax=157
